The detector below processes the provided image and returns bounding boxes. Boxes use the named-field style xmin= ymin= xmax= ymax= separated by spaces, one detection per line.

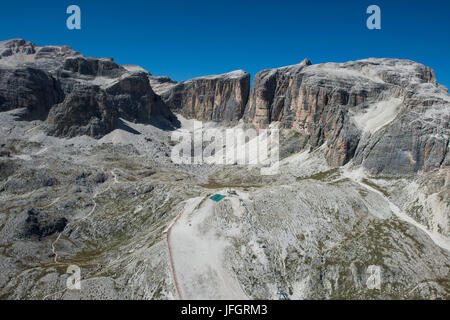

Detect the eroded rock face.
xmin=46 ymin=84 xmax=115 ymax=138
xmin=46 ymin=71 xmax=178 ymax=138
xmin=352 ymin=81 xmax=449 ymax=175
xmin=0 ymin=38 xmax=82 ymax=72
xmin=61 ymin=56 xmax=126 ymax=78
xmin=161 ymin=70 xmax=250 ymax=123
xmin=0 ymin=39 xmax=179 ymax=137
xmin=243 ymin=58 xmax=448 ymax=174
xmin=148 ymin=75 xmax=177 ymax=96
xmin=0 ymin=39 xmax=37 ymax=58
xmin=0 ymin=67 xmax=63 ymax=120
xmin=0 ymin=38 xmax=448 ymax=175
xmin=22 ymin=208 xmax=67 ymax=240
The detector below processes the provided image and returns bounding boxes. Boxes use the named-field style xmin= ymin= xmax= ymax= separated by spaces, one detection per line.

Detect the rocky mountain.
xmin=0 ymin=39 xmax=179 ymax=137
xmin=0 ymin=38 xmax=449 ymax=300
xmin=0 ymin=66 xmax=63 ymax=121
xmin=148 ymin=55 xmax=449 ymax=176
xmin=158 ymin=70 xmax=250 ymax=123
xmin=243 ymin=58 xmax=449 ymax=175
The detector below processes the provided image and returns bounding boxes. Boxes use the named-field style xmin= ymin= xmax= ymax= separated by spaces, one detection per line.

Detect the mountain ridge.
xmin=0 ymin=38 xmax=449 ymax=299
xmin=1 ymin=38 xmax=448 ymax=175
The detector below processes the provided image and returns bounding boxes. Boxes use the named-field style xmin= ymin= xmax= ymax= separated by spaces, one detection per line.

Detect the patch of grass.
xmin=290 ymin=131 xmax=301 ymax=139
xmin=329 ymin=178 xmax=350 ymax=186
xmin=200 ymin=179 xmax=262 ymax=189
xmin=371 ymin=175 xmax=414 ymax=181
xmin=296 ymin=168 xmax=340 ymax=182
xmin=406 ymin=204 xmax=424 ymax=222
xmin=358 ymin=188 xmax=369 ymax=197
xmin=361 ymin=178 xmax=390 ymax=197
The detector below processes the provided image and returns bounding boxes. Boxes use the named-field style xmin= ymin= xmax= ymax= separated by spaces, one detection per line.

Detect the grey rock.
xmin=0 ymin=38 xmax=449 ymax=300
xmin=243 ymin=58 xmax=449 ymax=173
xmin=161 ymin=70 xmax=250 ymax=123
xmin=0 ymin=67 xmax=63 ymax=120
xmin=0 ymin=38 xmax=37 ymax=58
xmin=22 ymin=208 xmax=67 ymax=240
xmin=353 ymin=83 xmax=449 ymax=175
xmin=45 ymin=70 xmax=179 ymax=138
xmin=61 ymin=56 xmax=125 ymax=78
xmin=148 ymin=75 xmax=178 ymax=96
xmin=0 ymin=38 xmax=82 ymax=73
xmin=0 ymin=39 xmax=179 ymax=137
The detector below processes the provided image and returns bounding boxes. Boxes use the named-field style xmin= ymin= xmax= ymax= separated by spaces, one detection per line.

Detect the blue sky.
xmin=1 ymin=0 xmax=449 ymax=86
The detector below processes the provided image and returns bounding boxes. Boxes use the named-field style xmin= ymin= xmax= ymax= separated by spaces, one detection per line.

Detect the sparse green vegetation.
xmin=361 ymin=178 xmax=390 ymax=197
xmin=296 ymin=168 xmax=340 ymax=182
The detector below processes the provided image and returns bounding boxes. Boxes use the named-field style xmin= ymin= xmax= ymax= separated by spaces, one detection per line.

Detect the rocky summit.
xmin=0 ymin=39 xmax=179 ymax=137
xmin=159 ymin=70 xmax=250 ymax=124
xmin=0 ymin=39 xmax=449 ymax=300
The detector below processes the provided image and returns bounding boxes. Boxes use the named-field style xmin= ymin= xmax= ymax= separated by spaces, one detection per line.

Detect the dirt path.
xmin=43 ymin=169 xmax=121 ymax=300
xmin=165 ymin=209 xmax=187 ymax=300
xmin=50 ymin=169 xmax=121 ymax=263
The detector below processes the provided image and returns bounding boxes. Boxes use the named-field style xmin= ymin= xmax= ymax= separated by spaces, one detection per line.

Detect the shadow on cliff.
xmin=149 ymin=100 xmax=181 ymax=131
xmin=149 ymin=115 xmax=181 ymax=131
xmin=115 ymin=113 xmax=181 ymax=135
xmin=115 ymin=119 xmax=142 ymax=135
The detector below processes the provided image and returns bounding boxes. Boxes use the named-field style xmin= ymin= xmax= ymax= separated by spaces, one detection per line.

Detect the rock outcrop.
xmin=0 ymin=67 xmax=63 ymax=120
xmin=243 ymin=58 xmax=449 ymax=174
xmin=0 ymin=39 xmax=179 ymax=137
xmin=22 ymin=208 xmax=67 ymax=240
xmin=0 ymin=38 xmax=82 ymax=72
xmin=46 ymin=70 xmax=178 ymax=138
xmin=1 ymin=39 xmax=450 ymax=300
xmin=0 ymin=38 xmax=37 ymax=57
xmin=148 ymin=75 xmax=178 ymax=96
xmin=0 ymin=38 xmax=448 ymax=174
xmin=161 ymin=70 xmax=250 ymax=123
xmin=352 ymin=81 xmax=449 ymax=174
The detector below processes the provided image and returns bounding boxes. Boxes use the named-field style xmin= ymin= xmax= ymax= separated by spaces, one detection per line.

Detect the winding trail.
xmin=165 ymin=209 xmax=186 ymax=300
xmin=50 ymin=169 xmax=120 ymax=263
xmin=38 ymin=196 xmax=62 ymax=210
xmin=43 ymin=169 xmax=121 ymax=300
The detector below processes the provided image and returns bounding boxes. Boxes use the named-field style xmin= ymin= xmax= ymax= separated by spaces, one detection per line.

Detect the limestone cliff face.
xmin=0 ymin=39 xmax=178 ymax=138
xmin=161 ymin=70 xmax=250 ymax=123
xmin=0 ymin=67 xmax=63 ymax=120
xmin=0 ymin=39 xmax=82 ymax=72
xmin=46 ymin=69 xmax=178 ymax=138
xmin=243 ymin=58 xmax=447 ymax=174
xmin=1 ymin=38 xmax=448 ymax=175
xmin=61 ymin=56 xmax=126 ymax=79
xmin=352 ymin=85 xmax=449 ymax=175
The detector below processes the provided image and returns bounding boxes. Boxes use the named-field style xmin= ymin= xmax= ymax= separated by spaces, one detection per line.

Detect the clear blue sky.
xmin=1 ymin=0 xmax=449 ymax=86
